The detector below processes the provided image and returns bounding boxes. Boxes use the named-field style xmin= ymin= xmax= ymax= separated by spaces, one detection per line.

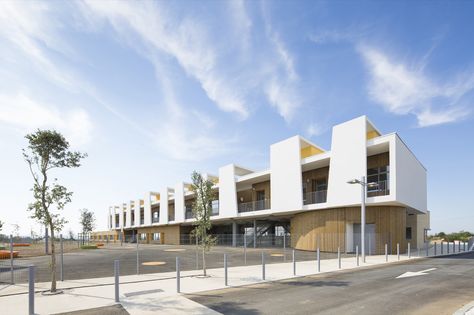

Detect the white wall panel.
xmin=125 ymin=202 xmax=131 ymax=228
xmin=270 ymin=136 xmax=302 ymax=212
xmin=327 ymin=116 xmax=367 ymax=207
xmin=144 ymin=193 xmax=152 ymax=226
xmin=159 ymin=188 xmax=169 ymax=224
xmin=218 ymin=164 xmax=237 ymax=218
xmin=395 ymin=136 xmax=427 ymax=212
xmin=174 ymin=183 xmax=185 ymax=222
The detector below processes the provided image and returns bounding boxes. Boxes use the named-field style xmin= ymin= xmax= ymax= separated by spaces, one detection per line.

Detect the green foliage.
xmin=432 ymin=230 xmax=473 ymax=242
xmin=0 ymin=220 xmax=3 ymax=232
xmin=80 ymin=245 xmax=98 ymax=250
xmin=190 ymin=171 xmax=217 ymax=276
xmin=23 ymin=129 xmax=86 ymax=292
xmin=24 ymin=130 xmax=86 ymax=231
xmin=80 ymin=209 xmax=95 ymax=235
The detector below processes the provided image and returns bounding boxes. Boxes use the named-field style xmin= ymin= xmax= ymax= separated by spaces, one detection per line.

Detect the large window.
xmin=406 ymin=227 xmax=412 ymax=240
xmin=367 ymin=166 xmax=390 ymax=196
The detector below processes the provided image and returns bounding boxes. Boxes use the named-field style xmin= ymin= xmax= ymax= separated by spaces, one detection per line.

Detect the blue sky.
xmin=0 ymin=0 xmax=473 ymax=236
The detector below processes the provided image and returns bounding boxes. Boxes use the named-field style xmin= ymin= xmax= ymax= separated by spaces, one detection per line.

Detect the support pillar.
xmin=253 ymin=220 xmax=257 ymax=248
xmin=232 ymin=222 xmax=237 ymax=247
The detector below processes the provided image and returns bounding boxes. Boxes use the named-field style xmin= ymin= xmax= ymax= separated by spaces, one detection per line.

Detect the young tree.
xmin=23 ymin=130 xmax=86 ymax=293
xmin=190 ymin=171 xmax=217 ymax=276
xmin=79 ymin=209 xmax=95 ymax=244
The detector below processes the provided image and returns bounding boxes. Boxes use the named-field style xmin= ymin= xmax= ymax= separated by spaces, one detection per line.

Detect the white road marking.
xmin=396 ymin=268 xmax=437 ymax=279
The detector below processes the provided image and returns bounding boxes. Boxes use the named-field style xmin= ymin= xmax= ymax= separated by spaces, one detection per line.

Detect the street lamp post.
xmin=347 ymin=176 xmax=377 ymax=264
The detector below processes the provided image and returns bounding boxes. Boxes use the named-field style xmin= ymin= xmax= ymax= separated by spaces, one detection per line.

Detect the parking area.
xmin=1 ymin=243 xmax=348 ymax=283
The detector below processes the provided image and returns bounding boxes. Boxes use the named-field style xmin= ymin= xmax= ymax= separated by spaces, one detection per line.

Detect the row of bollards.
xmin=105 ymin=241 xmax=473 ymax=304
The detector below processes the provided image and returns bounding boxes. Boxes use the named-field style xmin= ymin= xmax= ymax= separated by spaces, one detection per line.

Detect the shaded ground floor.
xmin=92 ymin=206 xmax=430 ymax=254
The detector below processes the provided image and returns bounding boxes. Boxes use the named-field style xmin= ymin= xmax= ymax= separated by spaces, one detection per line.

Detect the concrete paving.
xmin=0 ymin=252 xmax=418 ymax=315
xmin=189 ymin=251 xmax=474 ymax=315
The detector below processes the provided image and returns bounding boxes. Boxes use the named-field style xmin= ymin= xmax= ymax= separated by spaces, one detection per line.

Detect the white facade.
xmin=108 ymin=116 xmax=428 ymax=231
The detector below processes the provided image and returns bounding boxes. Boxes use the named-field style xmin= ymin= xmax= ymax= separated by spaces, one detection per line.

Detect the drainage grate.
xmin=124 ymin=289 xmax=163 ymax=297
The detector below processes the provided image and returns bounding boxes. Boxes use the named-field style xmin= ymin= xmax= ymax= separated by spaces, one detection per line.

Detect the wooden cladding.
xmin=367 ymin=152 xmax=389 ymax=169
xmin=302 ymin=166 xmax=329 ymax=183
xmin=137 ymin=225 xmax=181 ymax=245
xmin=291 ymin=206 xmax=408 ymax=254
xmin=237 ymin=180 xmax=271 ymax=203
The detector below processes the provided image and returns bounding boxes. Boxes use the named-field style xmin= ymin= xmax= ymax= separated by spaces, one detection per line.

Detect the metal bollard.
xmin=224 ymin=253 xmax=228 ymax=286
xmin=292 ymin=249 xmax=296 ymax=276
xmin=10 ymin=235 xmax=14 ymax=284
xmin=397 ymin=243 xmax=400 ymax=261
xmin=426 ymin=243 xmax=429 ymax=256
xmin=338 ymin=247 xmax=341 ymax=269
xmin=60 ymin=234 xmax=64 ymax=281
xmin=356 ymin=245 xmax=359 ymax=266
xmin=114 ymin=260 xmax=120 ymax=302
xmin=408 ymin=243 xmax=411 ymax=259
xmin=283 ymin=235 xmax=286 ymax=262
xmin=176 ymin=257 xmax=180 ymax=293
xmin=317 ymin=247 xmax=320 ymax=272
xmin=441 ymin=241 xmax=444 ymax=255
xmin=28 ymin=265 xmax=35 ymax=315
xmin=385 ymin=244 xmax=388 ymax=262
xmin=452 ymin=241 xmax=455 ymax=253
xmin=262 ymin=252 xmax=265 ymax=280
xmin=447 ymin=242 xmax=450 ymax=254
xmin=136 ymin=240 xmax=139 ymax=275
xmin=434 ymin=242 xmax=437 ymax=256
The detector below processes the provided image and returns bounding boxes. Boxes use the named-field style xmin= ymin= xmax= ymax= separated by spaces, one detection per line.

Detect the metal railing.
xmin=367 ymin=180 xmax=390 ymax=197
xmin=152 ymin=216 xmax=159 ymax=223
xmin=238 ymin=199 xmax=271 ymax=213
xmin=303 ymin=190 xmax=327 ymax=205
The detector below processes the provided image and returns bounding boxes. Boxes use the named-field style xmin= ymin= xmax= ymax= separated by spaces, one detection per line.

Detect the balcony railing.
xmin=152 ymin=216 xmax=159 ymax=223
xmin=140 ymin=218 xmax=144 ymax=225
xmin=185 ymin=206 xmax=194 ymax=219
xmin=367 ymin=180 xmax=390 ymax=197
xmin=238 ymin=199 xmax=271 ymax=213
xmin=115 ymin=223 xmax=119 ymax=228
xmin=303 ymin=190 xmax=327 ymax=205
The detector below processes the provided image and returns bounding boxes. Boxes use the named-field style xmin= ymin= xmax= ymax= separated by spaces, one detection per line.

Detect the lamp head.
xmin=347 ymin=179 xmax=360 ymax=185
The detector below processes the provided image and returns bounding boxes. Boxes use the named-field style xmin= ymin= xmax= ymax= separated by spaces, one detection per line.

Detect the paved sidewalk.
xmin=0 ymin=254 xmax=421 ymax=315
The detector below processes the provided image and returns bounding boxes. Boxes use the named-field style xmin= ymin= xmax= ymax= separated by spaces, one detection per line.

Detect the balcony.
xmin=367 ymin=180 xmax=390 ymax=197
xmin=152 ymin=216 xmax=159 ymax=223
xmin=238 ymin=199 xmax=271 ymax=213
xmin=303 ymin=190 xmax=327 ymax=205
xmin=140 ymin=218 xmax=144 ymax=225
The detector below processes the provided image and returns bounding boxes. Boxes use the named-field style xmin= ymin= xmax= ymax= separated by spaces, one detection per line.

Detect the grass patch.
xmin=80 ymin=245 xmax=98 ymax=250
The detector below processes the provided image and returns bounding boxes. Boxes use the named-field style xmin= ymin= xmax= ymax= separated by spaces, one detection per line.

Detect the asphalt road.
xmin=1 ymin=244 xmax=344 ymax=283
xmin=188 ymin=252 xmax=474 ymax=315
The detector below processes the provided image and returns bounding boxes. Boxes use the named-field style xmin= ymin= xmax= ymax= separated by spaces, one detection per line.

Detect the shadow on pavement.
xmin=52 ymin=304 xmax=129 ymax=315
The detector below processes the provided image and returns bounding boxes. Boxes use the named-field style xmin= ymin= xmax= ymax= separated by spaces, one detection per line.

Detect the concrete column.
xmin=253 ymin=220 xmax=257 ymax=248
xmin=232 ymin=222 xmax=237 ymax=247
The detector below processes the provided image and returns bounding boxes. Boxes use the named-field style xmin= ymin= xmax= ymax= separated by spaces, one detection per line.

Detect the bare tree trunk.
xmin=50 ymin=224 xmax=57 ymax=292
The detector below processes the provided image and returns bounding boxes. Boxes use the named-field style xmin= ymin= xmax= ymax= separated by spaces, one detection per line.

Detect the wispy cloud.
xmin=79 ymin=0 xmax=249 ymax=119
xmin=359 ymin=45 xmax=472 ymax=127
xmin=0 ymin=93 xmax=93 ymax=146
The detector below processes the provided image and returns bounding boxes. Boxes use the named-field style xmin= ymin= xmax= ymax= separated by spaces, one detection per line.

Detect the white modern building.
xmin=93 ymin=116 xmax=430 ymax=254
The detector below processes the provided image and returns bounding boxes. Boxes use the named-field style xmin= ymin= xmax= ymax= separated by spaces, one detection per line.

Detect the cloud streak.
xmin=359 ymin=45 xmax=472 ymax=127
xmin=0 ymin=93 xmax=93 ymax=146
